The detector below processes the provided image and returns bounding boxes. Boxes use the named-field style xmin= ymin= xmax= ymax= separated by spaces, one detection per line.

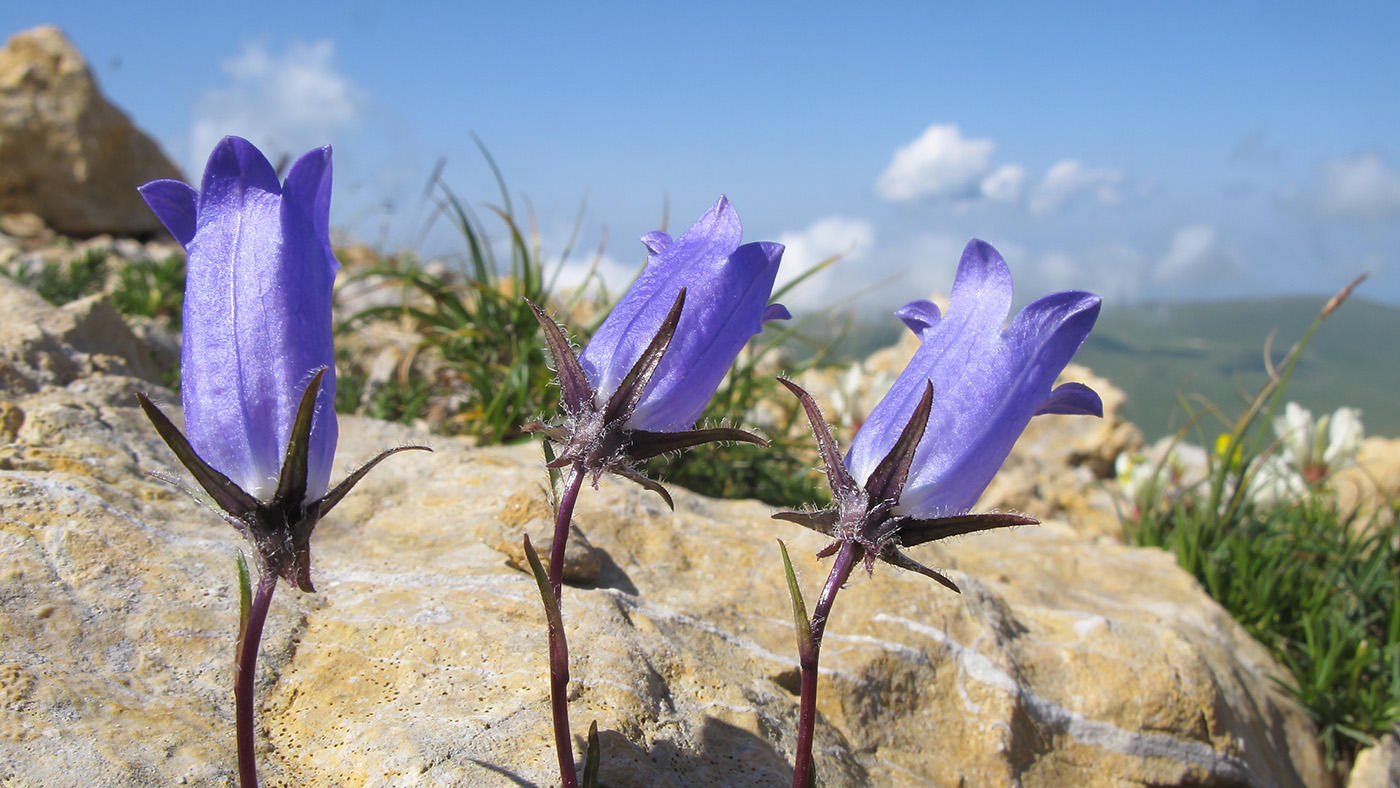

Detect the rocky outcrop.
xmin=0 ymin=281 xmax=1332 ymax=787
xmin=1347 ymin=732 xmax=1400 ymax=788
xmin=0 ymin=26 xmax=182 ymax=238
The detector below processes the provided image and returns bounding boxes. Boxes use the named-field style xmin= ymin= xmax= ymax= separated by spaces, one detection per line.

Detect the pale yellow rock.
xmin=1334 ymin=437 xmax=1400 ymax=531
xmin=0 ymin=26 xmax=183 ymax=237
xmin=0 ymin=402 xmax=1330 ymax=787
xmin=1346 ymin=732 xmax=1400 ymax=788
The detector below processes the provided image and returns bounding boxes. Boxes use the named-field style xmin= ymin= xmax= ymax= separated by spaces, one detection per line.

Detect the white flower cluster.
xmin=1115 ymin=402 xmax=1364 ymax=515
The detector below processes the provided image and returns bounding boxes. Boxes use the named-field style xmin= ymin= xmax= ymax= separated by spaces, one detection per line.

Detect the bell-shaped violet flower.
xmin=527 ymin=195 xmax=786 ymax=506
xmin=523 ymin=198 xmax=786 ymax=785
xmin=136 ymin=136 xmax=427 ymax=592
xmin=775 ymin=239 xmax=1099 ymax=788
xmin=579 ymin=195 xmax=788 ymax=431
xmin=776 ymin=238 xmax=1100 ymax=586
xmin=140 ymin=136 xmax=339 ymax=501
xmin=135 ymin=137 xmax=428 ymax=788
xmin=845 ymin=239 xmax=1102 ymax=518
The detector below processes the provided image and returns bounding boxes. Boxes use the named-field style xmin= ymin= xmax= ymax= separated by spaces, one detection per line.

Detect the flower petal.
xmin=1035 ymin=381 xmax=1103 ymax=417
xmin=895 ymin=299 xmax=941 ymax=336
xmin=173 ymin=137 xmax=340 ymax=500
xmin=137 ymin=180 xmax=198 ymax=246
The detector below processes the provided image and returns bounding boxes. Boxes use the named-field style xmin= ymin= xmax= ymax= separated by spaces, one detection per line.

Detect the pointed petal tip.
xmin=138 ymin=179 xmax=199 ymax=247
xmin=895 ymin=299 xmax=942 ymax=335
xmin=763 ymin=303 xmax=792 ymax=323
xmin=203 ymin=135 xmax=280 ymax=195
xmin=641 ymin=230 xmax=672 ymax=254
xmin=1035 ymin=382 xmax=1104 ymax=417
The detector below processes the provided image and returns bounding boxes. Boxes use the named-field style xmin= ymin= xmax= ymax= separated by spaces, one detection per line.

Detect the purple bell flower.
xmin=846 ymin=239 xmax=1102 ymax=518
xmin=136 ymin=136 xmax=427 ymax=592
xmin=527 ymin=196 xmax=786 ymax=506
xmin=580 ymin=195 xmax=788 ymax=431
xmin=776 ymin=239 xmax=1100 ymax=588
xmin=140 ymin=136 xmax=339 ymax=501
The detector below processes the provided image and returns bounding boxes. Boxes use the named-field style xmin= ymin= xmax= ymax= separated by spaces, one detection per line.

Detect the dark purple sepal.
xmin=140 ymin=372 xmax=430 ymax=592
xmin=877 ymin=548 xmax=962 ymax=593
xmin=600 ymin=289 xmax=686 ymax=428
xmin=894 ymin=512 xmax=1038 ymax=547
xmin=610 ymin=464 xmax=674 ymax=511
xmin=771 ymin=508 xmax=839 ymax=536
xmin=137 ymin=392 xmax=259 ymax=518
xmin=861 ymin=381 xmax=933 ymax=505
xmin=526 ymin=299 xmax=592 ymax=417
xmin=775 ymin=378 xmax=857 ymax=497
xmin=627 ymin=426 xmax=767 ymax=463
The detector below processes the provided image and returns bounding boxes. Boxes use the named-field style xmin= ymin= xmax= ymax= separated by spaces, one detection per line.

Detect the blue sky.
xmin=11 ymin=1 xmax=1399 ymax=311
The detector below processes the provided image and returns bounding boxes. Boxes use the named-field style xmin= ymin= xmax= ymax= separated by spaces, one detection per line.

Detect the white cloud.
xmin=872 ymin=124 xmax=1131 ymax=219
xmin=548 ymin=252 xmax=643 ymax=299
xmin=190 ymin=40 xmax=365 ymax=174
xmin=775 ymin=216 xmax=877 ymax=311
xmin=1154 ymin=224 xmax=1219 ymax=284
xmin=1031 ymin=245 xmax=1147 ymax=303
xmin=874 ymin=124 xmax=997 ymax=202
xmin=1027 ymin=159 xmax=1125 ymax=215
xmin=1310 ymin=152 xmax=1400 ymax=219
xmin=980 ymin=164 xmax=1027 ymax=204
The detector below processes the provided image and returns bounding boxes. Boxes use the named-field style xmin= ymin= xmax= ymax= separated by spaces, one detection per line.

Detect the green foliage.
xmin=1126 ymin=482 xmax=1400 ymax=766
xmin=110 ymin=254 xmax=187 ymax=327
xmin=337 ymin=143 xmax=598 ymax=443
xmin=642 ymin=345 xmax=828 ymax=508
xmin=1120 ymin=277 xmax=1399 ymax=766
xmin=4 ymin=247 xmax=109 ymax=305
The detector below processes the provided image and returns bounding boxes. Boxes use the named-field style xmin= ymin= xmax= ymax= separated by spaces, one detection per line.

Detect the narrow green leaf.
xmin=235 ymin=551 xmax=252 ymax=656
xmin=581 ymin=719 xmax=601 ymax=788
xmin=524 ymin=535 xmax=564 ymax=638
xmin=778 ymin=540 xmax=814 ymax=659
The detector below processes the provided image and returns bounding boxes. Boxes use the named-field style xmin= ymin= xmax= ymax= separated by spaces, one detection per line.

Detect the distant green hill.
xmin=1075 ymin=296 xmax=1400 ymax=441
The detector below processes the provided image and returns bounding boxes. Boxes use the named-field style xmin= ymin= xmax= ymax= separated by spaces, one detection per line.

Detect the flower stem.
xmin=792 ymin=540 xmax=861 ymax=788
xmin=235 ymin=572 xmax=277 ymax=788
xmin=546 ymin=463 xmax=587 ymax=788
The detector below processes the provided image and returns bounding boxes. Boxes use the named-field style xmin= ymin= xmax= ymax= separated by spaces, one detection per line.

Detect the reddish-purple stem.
xmin=792 ymin=540 xmax=861 ymax=788
xmin=546 ymin=463 xmax=587 ymax=788
xmin=235 ymin=572 xmax=277 ymax=788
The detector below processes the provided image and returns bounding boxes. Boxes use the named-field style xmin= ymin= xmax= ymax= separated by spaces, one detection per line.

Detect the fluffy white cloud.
xmin=873 ymin=125 xmax=1129 ymax=218
xmin=548 ymin=252 xmax=643 ymax=299
xmin=1154 ymin=224 xmax=1219 ymax=284
xmin=1027 ymin=159 xmax=1125 ymax=215
xmin=1310 ymin=152 xmax=1400 ymax=219
xmin=775 ymin=216 xmax=877 ymax=311
xmin=1031 ymin=245 xmax=1147 ymax=303
xmin=190 ymin=40 xmax=365 ymax=174
xmin=980 ymin=164 xmax=1027 ymax=204
xmin=874 ymin=124 xmax=997 ymax=202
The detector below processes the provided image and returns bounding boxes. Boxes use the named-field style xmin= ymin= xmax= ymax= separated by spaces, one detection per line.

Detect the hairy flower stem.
xmin=546 ymin=463 xmax=587 ymax=788
xmin=235 ymin=572 xmax=277 ymax=788
xmin=792 ymin=540 xmax=861 ymax=788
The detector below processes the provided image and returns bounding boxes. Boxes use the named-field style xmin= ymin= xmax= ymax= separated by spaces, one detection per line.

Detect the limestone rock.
xmin=0 ymin=275 xmax=164 ymax=390
xmin=1335 ymin=437 xmax=1400 ymax=531
xmin=0 ymin=26 xmax=182 ymax=238
xmin=1347 ymin=732 xmax=1400 ymax=788
xmin=0 ymin=413 xmax=1328 ymax=784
